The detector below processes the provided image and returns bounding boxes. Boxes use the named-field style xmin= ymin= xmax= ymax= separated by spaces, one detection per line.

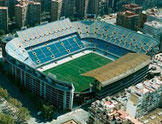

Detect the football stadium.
xmin=2 ymin=18 xmax=159 ymax=109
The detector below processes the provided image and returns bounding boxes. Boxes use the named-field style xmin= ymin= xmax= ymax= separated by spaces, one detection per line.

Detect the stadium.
xmin=2 ymin=18 xmax=159 ymax=110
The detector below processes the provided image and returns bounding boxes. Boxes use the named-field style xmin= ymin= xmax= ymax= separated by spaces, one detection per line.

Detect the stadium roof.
xmin=17 ymin=18 xmax=76 ymax=48
xmin=82 ymin=53 xmax=151 ymax=87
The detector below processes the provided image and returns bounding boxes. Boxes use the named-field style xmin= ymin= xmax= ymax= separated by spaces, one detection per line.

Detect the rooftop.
xmin=123 ymin=4 xmax=142 ymax=9
xmin=0 ymin=6 xmax=7 ymax=9
xmin=61 ymin=119 xmax=80 ymax=124
xmin=118 ymin=11 xmax=139 ymax=17
xmin=89 ymin=96 xmax=142 ymax=124
xmin=83 ymin=53 xmax=151 ymax=86
xmin=28 ymin=1 xmax=41 ymax=5
xmin=144 ymin=8 xmax=162 ymax=18
xmin=15 ymin=2 xmax=28 ymax=7
xmin=139 ymin=108 xmax=162 ymax=124
xmin=128 ymin=77 xmax=162 ymax=97
xmin=145 ymin=21 xmax=162 ymax=28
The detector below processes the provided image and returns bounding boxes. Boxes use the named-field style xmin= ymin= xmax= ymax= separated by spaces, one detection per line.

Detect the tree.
xmin=42 ymin=104 xmax=54 ymax=120
xmin=8 ymin=98 xmax=22 ymax=108
xmin=17 ymin=107 xmax=30 ymax=122
xmin=0 ymin=87 xmax=9 ymax=99
xmin=0 ymin=30 xmax=5 ymax=36
xmin=0 ymin=112 xmax=15 ymax=124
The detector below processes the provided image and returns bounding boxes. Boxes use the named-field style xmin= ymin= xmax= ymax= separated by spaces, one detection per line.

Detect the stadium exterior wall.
xmin=3 ymin=47 xmax=74 ymax=110
xmin=95 ymin=65 xmax=149 ymax=99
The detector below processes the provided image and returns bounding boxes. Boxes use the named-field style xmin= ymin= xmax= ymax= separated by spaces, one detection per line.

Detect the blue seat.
xmin=27 ymin=35 xmax=84 ymax=65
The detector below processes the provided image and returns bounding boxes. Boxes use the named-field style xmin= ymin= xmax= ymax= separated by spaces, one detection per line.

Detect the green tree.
xmin=0 ymin=30 xmax=5 ymax=36
xmin=8 ymin=98 xmax=22 ymax=108
xmin=17 ymin=107 xmax=30 ymax=122
xmin=0 ymin=87 xmax=9 ymax=99
xmin=0 ymin=112 xmax=15 ymax=124
xmin=42 ymin=104 xmax=54 ymax=120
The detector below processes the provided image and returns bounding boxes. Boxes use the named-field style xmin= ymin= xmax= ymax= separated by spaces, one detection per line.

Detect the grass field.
xmin=44 ymin=53 xmax=112 ymax=92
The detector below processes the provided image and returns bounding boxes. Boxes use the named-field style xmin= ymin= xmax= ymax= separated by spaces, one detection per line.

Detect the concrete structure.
xmin=116 ymin=11 xmax=140 ymax=31
xmin=134 ymin=0 xmax=162 ymax=9
xmin=87 ymin=0 xmax=99 ymax=15
xmin=51 ymin=0 xmax=62 ymax=21
xmin=88 ymin=96 xmax=142 ymax=124
xmin=75 ymin=0 xmax=89 ymax=19
xmin=100 ymin=14 xmax=117 ymax=25
xmin=122 ymin=4 xmax=144 ymax=28
xmin=0 ymin=6 xmax=8 ymax=32
xmin=28 ymin=1 xmax=41 ymax=26
xmin=126 ymin=77 xmax=162 ymax=118
xmin=123 ymin=3 xmax=142 ymax=15
xmin=143 ymin=8 xmax=162 ymax=23
xmin=15 ymin=1 xmax=28 ymax=28
xmin=143 ymin=21 xmax=162 ymax=51
xmin=15 ymin=1 xmax=41 ymax=29
xmin=62 ymin=0 xmax=75 ymax=18
xmin=0 ymin=0 xmax=16 ymax=20
xmin=139 ymin=108 xmax=162 ymax=124
xmin=0 ymin=0 xmax=4 ymax=6
xmin=31 ymin=0 xmax=50 ymax=12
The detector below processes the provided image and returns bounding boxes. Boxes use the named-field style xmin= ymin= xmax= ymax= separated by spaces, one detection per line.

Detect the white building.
xmin=126 ymin=77 xmax=162 ymax=118
xmin=143 ymin=8 xmax=162 ymax=22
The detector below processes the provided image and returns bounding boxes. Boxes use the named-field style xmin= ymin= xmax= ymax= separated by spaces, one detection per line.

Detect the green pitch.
xmin=44 ymin=53 xmax=112 ymax=92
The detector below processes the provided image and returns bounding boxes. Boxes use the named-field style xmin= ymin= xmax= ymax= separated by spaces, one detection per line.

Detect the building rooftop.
xmin=139 ymin=108 xmax=162 ymax=124
xmin=29 ymin=1 xmax=41 ymax=5
xmin=123 ymin=4 xmax=142 ymax=10
xmin=61 ymin=119 xmax=80 ymax=124
xmin=89 ymin=96 xmax=142 ymax=124
xmin=51 ymin=0 xmax=62 ymax=3
xmin=15 ymin=2 xmax=28 ymax=7
xmin=118 ymin=11 xmax=139 ymax=17
xmin=0 ymin=6 xmax=7 ymax=9
xmin=145 ymin=21 xmax=162 ymax=28
xmin=144 ymin=8 xmax=162 ymax=19
xmin=155 ymin=53 xmax=162 ymax=62
xmin=100 ymin=14 xmax=117 ymax=25
xmin=83 ymin=53 xmax=151 ymax=86
xmin=128 ymin=77 xmax=162 ymax=98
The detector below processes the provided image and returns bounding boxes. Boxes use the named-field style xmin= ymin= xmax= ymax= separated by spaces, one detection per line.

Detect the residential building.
xmin=87 ymin=0 xmax=99 ymax=15
xmin=143 ymin=21 xmax=162 ymax=51
xmin=28 ymin=1 xmax=41 ymax=26
xmin=116 ymin=10 xmax=140 ymax=31
xmin=31 ymin=0 xmax=50 ymax=12
xmin=0 ymin=6 xmax=8 ymax=32
xmin=15 ymin=1 xmax=41 ymax=29
xmin=88 ymin=96 xmax=142 ymax=124
xmin=134 ymin=0 xmax=162 ymax=9
xmin=123 ymin=4 xmax=142 ymax=15
xmin=143 ymin=8 xmax=162 ymax=22
xmin=0 ymin=0 xmax=16 ymax=20
xmin=51 ymin=0 xmax=62 ymax=21
xmin=126 ymin=77 xmax=162 ymax=118
xmin=15 ymin=1 xmax=28 ymax=28
xmin=0 ymin=0 xmax=4 ymax=6
xmin=62 ymin=0 xmax=75 ymax=18
xmin=75 ymin=0 xmax=89 ymax=19
xmin=138 ymin=108 xmax=162 ymax=124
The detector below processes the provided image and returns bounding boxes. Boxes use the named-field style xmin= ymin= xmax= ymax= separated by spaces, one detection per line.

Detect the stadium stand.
xmin=73 ymin=20 xmax=159 ymax=54
xmin=3 ymin=18 xmax=159 ymax=109
xmin=26 ymin=35 xmax=84 ymax=65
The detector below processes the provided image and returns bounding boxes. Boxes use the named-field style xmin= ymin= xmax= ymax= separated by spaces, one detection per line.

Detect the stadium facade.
xmin=2 ymin=18 xmax=159 ymax=110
